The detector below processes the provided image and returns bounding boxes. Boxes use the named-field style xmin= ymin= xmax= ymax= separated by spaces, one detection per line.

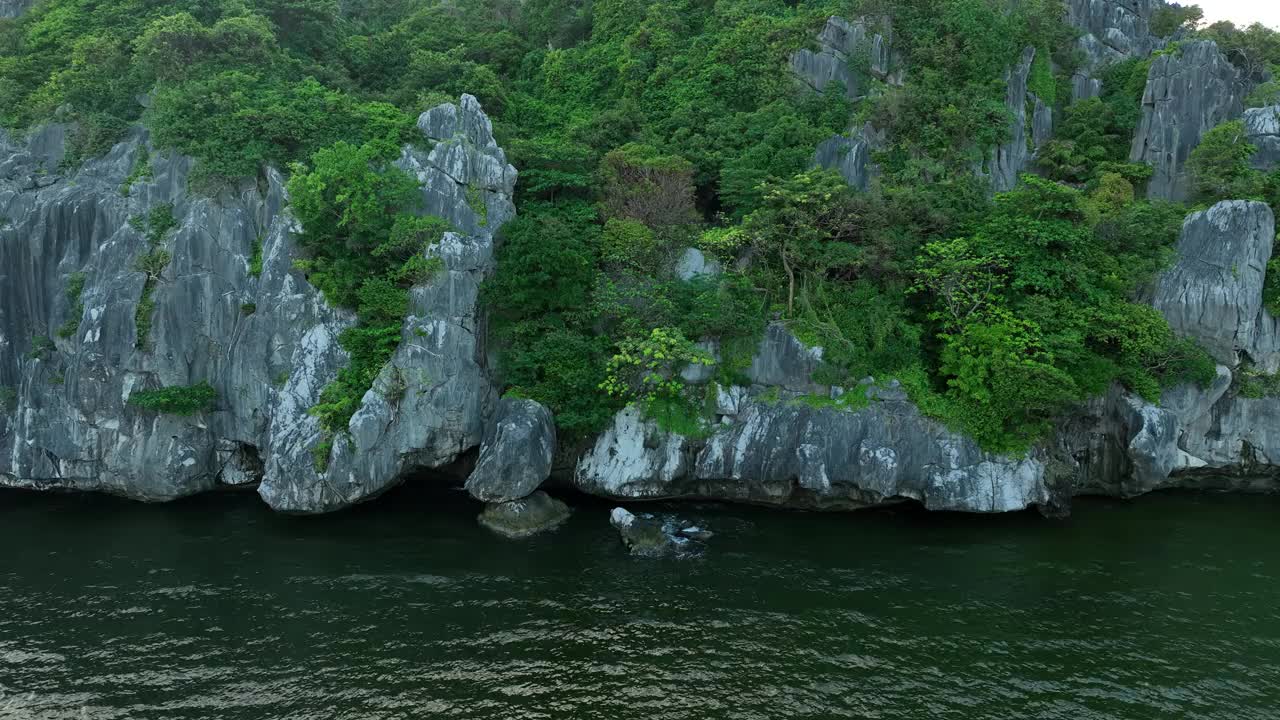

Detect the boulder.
xmin=478 ymin=491 xmax=572 ymax=539
xmin=465 ymin=398 xmax=556 ymax=503
xmin=609 ymin=508 xmax=678 ymax=556
xmin=0 ymin=0 xmax=32 ymax=19
xmin=1130 ymin=41 xmax=1247 ymax=201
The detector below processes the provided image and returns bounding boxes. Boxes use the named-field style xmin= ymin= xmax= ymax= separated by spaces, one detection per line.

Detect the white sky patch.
xmin=1196 ymin=0 xmax=1280 ymax=29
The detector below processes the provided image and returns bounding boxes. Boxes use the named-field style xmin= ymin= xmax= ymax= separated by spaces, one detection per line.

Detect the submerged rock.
xmin=610 ymin=508 xmax=678 ymax=556
xmin=479 ymin=491 xmax=572 ymax=539
xmin=465 ymin=398 xmax=556 ymax=503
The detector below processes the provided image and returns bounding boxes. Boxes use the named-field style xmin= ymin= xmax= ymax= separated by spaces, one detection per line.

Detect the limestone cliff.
xmin=1247 ymin=104 xmax=1280 ymax=170
xmin=1130 ymin=41 xmax=1247 ymax=201
xmin=1068 ymin=0 xmax=1161 ymax=100
xmin=0 ymin=95 xmax=514 ymax=513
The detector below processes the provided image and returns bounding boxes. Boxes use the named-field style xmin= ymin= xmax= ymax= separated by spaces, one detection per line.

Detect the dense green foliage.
xmin=2 ymin=0 xmax=1255 ymax=453
xmin=1149 ymin=3 xmax=1204 ymax=38
xmin=286 ymin=140 xmax=447 ymax=438
xmin=128 ymin=383 xmax=218 ymax=416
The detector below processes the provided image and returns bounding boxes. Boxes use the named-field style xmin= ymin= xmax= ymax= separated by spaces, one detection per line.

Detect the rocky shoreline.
xmin=3 ymin=1 xmax=1280 ymax=534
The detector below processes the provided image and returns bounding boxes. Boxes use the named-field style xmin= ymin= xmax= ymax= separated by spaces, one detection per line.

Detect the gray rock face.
xmin=0 ymin=124 xmax=346 ymax=501
xmin=1067 ymin=0 xmax=1160 ymax=100
xmin=1130 ymin=41 xmax=1247 ymax=201
xmin=0 ymin=0 xmax=32 ymax=19
xmin=1111 ymin=200 xmax=1280 ymax=489
xmin=983 ymin=46 xmax=1039 ymax=193
xmin=796 ymin=17 xmax=895 ymax=190
xmin=1150 ymin=201 xmax=1279 ymax=369
xmin=259 ymin=94 xmax=516 ymax=513
xmin=746 ymin=323 xmax=825 ymax=393
xmin=478 ymin=491 xmax=571 ymax=539
xmin=813 ymin=122 xmax=887 ymax=191
xmin=576 ymin=324 xmax=1056 ymax=514
xmin=1245 ymin=104 xmax=1280 ymax=170
xmin=790 ymin=16 xmax=896 ymax=100
xmin=674 ymin=248 xmax=721 ymax=281
xmin=1 ymin=95 xmax=516 ymax=512
xmin=1093 ymin=201 xmax=1280 ymax=495
xmin=465 ymin=398 xmax=556 ymax=503
xmin=577 ymin=385 xmax=1053 ymax=513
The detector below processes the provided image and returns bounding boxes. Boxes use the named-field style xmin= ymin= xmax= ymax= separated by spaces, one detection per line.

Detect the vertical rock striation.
xmin=1130 ymin=41 xmax=1246 ymax=201
xmin=790 ymin=16 xmax=896 ymax=100
xmin=260 ymin=95 xmax=517 ymax=513
xmin=1 ymin=95 xmax=517 ymax=512
xmin=0 ymin=0 xmax=32 ymax=19
xmin=983 ymin=46 xmax=1039 ymax=193
xmin=1067 ymin=0 xmax=1161 ymax=100
xmin=1245 ymin=104 xmax=1280 ymax=171
xmin=574 ymin=327 xmax=1058 ymax=514
xmin=796 ymin=16 xmax=897 ymax=191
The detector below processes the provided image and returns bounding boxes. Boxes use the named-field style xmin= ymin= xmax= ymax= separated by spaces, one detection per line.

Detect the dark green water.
xmin=1 ymin=486 xmax=1278 ymax=720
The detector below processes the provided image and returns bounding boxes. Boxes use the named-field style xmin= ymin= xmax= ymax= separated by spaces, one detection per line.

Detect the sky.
xmin=1198 ymin=0 xmax=1280 ymax=29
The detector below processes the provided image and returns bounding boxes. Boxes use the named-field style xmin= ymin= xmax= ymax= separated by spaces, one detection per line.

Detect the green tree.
xmin=1150 ymin=3 xmax=1204 ymax=38
xmin=1188 ymin=120 xmax=1264 ymax=202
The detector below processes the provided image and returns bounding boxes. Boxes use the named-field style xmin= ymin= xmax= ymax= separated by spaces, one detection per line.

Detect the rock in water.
xmin=465 ymin=398 xmax=556 ymax=503
xmin=478 ymin=491 xmax=572 ymax=539
xmin=609 ymin=508 xmax=677 ymax=556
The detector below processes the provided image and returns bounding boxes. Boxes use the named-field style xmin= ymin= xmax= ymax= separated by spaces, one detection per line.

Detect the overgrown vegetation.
xmin=55 ymin=272 xmax=87 ymax=340
xmin=128 ymin=382 xmax=218 ymax=416
xmin=131 ymin=203 xmax=178 ymax=349
xmin=2 ymin=0 xmax=1264 ymax=453
xmin=286 ymin=139 xmax=449 ymax=448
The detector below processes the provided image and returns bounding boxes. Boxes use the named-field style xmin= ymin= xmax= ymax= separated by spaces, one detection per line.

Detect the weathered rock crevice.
xmin=1 ymin=95 xmax=516 ymax=514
